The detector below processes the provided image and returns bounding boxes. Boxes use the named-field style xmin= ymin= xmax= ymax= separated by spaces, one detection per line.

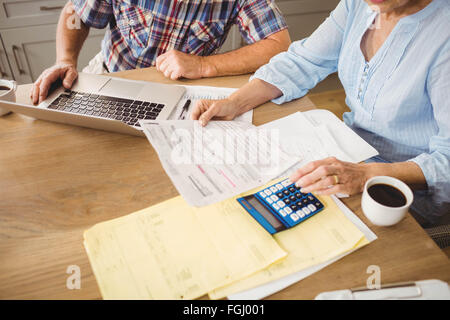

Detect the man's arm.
xmin=203 ymin=29 xmax=291 ymax=77
xmin=56 ymin=2 xmax=90 ymax=67
xmin=156 ymin=29 xmax=290 ymax=80
xmin=31 ymin=1 xmax=89 ymax=104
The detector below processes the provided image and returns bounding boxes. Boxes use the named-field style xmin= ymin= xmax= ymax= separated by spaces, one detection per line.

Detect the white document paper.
xmin=169 ymin=85 xmax=253 ymax=123
xmin=140 ymin=119 xmax=298 ymax=207
xmin=227 ymin=195 xmax=377 ymax=300
xmin=259 ymin=111 xmax=378 ymax=179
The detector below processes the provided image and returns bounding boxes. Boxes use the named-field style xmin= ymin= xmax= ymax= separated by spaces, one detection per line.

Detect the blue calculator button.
xmin=281 ymin=180 xmax=291 ymax=187
xmin=241 ymin=179 xmax=325 ymax=234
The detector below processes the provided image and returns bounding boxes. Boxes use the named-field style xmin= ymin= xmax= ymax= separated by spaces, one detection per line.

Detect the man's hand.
xmin=191 ymin=98 xmax=240 ymax=126
xmin=156 ymin=49 xmax=214 ymax=80
xmin=289 ymin=157 xmax=371 ymax=196
xmin=31 ymin=63 xmax=78 ymax=105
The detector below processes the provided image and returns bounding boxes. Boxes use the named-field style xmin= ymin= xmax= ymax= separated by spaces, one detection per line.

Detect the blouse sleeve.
xmin=251 ymin=0 xmax=352 ymax=104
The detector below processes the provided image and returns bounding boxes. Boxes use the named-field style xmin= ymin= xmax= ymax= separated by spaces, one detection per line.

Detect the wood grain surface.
xmin=0 ymin=68 xmax=448 ymax=299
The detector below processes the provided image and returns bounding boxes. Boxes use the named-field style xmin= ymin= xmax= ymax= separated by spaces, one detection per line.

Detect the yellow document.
xmin=209 ymin=195 xmax=367 ymax=299
xmin=84 ymin=196 xmax=287 ymax=300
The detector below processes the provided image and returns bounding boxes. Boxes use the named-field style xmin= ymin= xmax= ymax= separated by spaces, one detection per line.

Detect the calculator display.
xmin=245 ymin=196 xmax=284 ymax=231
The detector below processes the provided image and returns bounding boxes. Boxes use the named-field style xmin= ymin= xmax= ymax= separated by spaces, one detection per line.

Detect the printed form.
xmin=140 ymin=120 xmax=298 ymax=207
xmin=83 ymin=195 xmax=287 ymax=300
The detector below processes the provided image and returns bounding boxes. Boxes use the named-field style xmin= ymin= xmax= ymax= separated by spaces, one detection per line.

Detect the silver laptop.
xmin=0 ymin=73 xmax=185 ymax=136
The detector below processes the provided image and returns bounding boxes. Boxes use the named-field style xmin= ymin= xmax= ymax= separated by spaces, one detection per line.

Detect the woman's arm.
xmin=191 ymin=0 xmax=353 ymax=123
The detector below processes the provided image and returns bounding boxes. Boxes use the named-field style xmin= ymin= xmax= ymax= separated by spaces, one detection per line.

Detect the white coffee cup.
xmin=361 ymin=176 xmax=414 ymax=227
xmin=0 ymin=79 xmax=17 ymax=116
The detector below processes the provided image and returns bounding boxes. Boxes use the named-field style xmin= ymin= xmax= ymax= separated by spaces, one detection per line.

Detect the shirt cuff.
xmin=408 ymin=153 xmax=439 ymax=196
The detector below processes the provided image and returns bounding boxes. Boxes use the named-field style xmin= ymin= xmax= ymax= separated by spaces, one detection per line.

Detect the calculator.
xmin=237 ymin=178 xmax=324 ymax=234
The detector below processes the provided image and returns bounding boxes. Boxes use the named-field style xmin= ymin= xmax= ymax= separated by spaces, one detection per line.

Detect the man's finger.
xmin=163 ymin=68 xmax=173 ymax=79
xmin=155 ymin=53 xmax=168 ymax=71
xmin=31 ymin=80 xmax=41 ymax=105
xmin=62 ymin=68 xmax=78 ymax=89
xmin=170 ymin=70 xmax=182 ymax=80
xmin=38 ymin=72 xmax=60 ymax=103
xmin=155 ymin=52 xmax=166 ymax=67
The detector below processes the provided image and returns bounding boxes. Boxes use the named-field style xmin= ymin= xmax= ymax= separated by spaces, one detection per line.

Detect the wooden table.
xmin=0 ymin=68 xmax=448 ymax=299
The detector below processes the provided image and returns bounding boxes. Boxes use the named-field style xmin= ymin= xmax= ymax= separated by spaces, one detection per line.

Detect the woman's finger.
xmin=191 ymin=100 xmax=211 ymax=120
xmin=299 ymin=174 xmax=337 ymax=193
xmin=315 ymin=183 xmax=345 ymax=196
xmin=199 ymin=103 xmax=219 ymax=126
xmin=295 ymin=164 xmax=339 ymax=190
xmin=289 ymin=157 xmax=338 ymax=183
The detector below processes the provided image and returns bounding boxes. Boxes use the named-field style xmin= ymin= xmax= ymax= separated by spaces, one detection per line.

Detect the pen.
xmin=178 ymin=99 xmax=191 ymax=120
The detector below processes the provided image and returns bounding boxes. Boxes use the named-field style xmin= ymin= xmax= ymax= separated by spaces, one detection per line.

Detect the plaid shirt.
xmin=71 ymin=0 xmax=287 ymax=72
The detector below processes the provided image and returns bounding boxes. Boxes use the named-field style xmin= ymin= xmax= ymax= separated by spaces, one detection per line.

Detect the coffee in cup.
xmin=361 ymin=176 xmax=413 ymax=226
xmin=0 ymin=79 xmax=17 ymax=116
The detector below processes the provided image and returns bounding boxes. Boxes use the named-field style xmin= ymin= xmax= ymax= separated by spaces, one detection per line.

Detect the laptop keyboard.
xmin=47 ymin=90 xmax=165 ymax=127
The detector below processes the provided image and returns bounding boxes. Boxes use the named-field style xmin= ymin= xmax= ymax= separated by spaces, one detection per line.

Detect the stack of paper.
xmin=84 ymin=179 xmax=373 ymax=300
xmin=208 ymin=194 xmax=368 ymax=299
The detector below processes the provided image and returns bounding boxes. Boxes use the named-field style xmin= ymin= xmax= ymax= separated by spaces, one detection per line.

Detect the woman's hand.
xmin=289 ymin=157 xmax=370 ymax=196
xmin=190 ymin=98 xmax=240 ymax=126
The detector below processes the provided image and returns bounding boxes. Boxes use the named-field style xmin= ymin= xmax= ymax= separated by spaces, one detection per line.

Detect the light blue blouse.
xmin=252 ymin=0 xmax=450 ymax=223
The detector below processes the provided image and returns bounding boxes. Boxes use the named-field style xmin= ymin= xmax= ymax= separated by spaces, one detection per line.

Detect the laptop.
xmin=0 ymin=72 xmax=185 ymax=136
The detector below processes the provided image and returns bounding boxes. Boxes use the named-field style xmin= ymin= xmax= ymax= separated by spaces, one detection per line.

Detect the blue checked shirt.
xmin=252 ymin=0 xmax=450 ymax=223
xmin=71 ymin=0 xmax=287 ymax=72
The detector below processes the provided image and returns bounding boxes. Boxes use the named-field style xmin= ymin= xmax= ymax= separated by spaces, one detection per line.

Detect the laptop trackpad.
xmin=99 ymin=78 xmax=144 ymax=98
